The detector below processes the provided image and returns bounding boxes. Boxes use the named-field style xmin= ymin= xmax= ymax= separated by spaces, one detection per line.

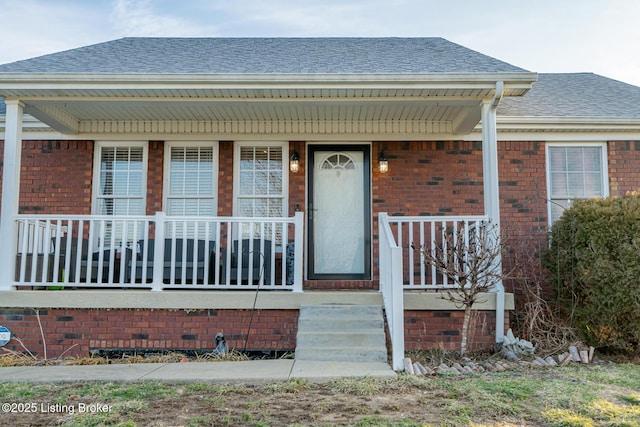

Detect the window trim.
xmin=232 ymin=141 xmax=289 ymax=218
xmin=163 ymin=141 xmax=219 ymax=217
xmin=545 ymin=142 xmax=609 ymax=225
xmin=92 ymin=141 xmax=148 ymax=216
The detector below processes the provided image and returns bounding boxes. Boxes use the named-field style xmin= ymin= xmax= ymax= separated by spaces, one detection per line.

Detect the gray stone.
xmin=534 ymin=356 xmax=549 ymax=366
xmin=502 ymin=349 xmax=519 ymax=361
xmin=403 ymin=358 xmax=415 ymax=374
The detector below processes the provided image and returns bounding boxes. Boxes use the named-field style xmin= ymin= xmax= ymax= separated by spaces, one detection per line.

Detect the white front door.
xmin=308 ymin=145 xmax=371 ymax=279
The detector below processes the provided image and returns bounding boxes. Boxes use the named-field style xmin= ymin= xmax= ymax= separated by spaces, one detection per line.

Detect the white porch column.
xmin=0 ymin=100 xmax=24 ymax=290
xmin=481 ymin=83 xmax=505 ymax=345
xmin=481 ymin=83 xmax=502 ymax=226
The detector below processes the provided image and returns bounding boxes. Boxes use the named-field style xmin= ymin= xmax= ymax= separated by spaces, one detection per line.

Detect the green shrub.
xmin=544 ymin=193 xmax=640 ymax=355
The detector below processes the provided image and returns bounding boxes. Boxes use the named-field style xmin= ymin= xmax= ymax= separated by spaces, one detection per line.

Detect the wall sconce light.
xmin=289 ymin=150 xmax=300 ymax=173
xmin=378 ymin=150 xmax=389 ymax=174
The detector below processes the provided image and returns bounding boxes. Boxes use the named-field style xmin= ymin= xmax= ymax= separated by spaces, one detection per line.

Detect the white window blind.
xmin=237 ymin=145 xmax=285 ymax=241
xmin=548 ymin=145 xmax=607 ymax=223
xmin=95 ymin=144 xmax=146 ymax=246
xmin=167 ymin=146 xmax=215 ymax=216
xmin=238 ymin=146 xmax=283 ymax=218
xmin=97 ymin=146 xmax=144 ymax=216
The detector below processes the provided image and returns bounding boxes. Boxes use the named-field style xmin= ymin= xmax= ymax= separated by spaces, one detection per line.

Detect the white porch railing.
xmin=11 ymin=212 xmax=304 ymax=291
xmin=378 ymin=212 xmax=489 ymax=371
xmin=383 ymin=214 xmax=489 ymax=289
xmin=378 ymin=213 xmax=405 ymax=371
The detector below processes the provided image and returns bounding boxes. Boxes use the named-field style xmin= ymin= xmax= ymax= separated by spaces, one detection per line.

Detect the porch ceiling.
xmin=24 ymin=97 xmax=479 ymax=123
xmin=1 ymin=77 xmax=535 ymax=137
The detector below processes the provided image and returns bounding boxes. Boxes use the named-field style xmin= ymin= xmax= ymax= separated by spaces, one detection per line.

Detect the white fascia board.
xmin=495 ymin=132 xmax=640 ymax=142
xmin=464 ymin=116 xmax=640 ymax=137
xmin=463 ymin=125 xmax=640 ymax=142
xmin=498 ymin=116 xmax=640 ymax=127
xmin=0 ymin=72 xmax=537 ymax=91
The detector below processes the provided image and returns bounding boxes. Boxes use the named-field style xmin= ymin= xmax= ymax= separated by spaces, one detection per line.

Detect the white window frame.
xmin=545 ymin=142 xmax=609 ymax=226
xmin=163 ymin=141 xmax=219 ymax=217
xmin=92 ymin=141 xmax=148 ymax=216
xmin=233 ymin=141 xmax=289 ymax=219
xmin=91 ymin=141 xmax=148 ymax=249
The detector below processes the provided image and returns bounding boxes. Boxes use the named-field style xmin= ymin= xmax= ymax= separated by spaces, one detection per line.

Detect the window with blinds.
xmin=167 ymin=145 xmax=216 ymax=216
xmin=94 ymin=143 xmax=147 ymax=246
xmin=547 ymin=144 xmax=608 ymax=224
xmin=97 ymin=145 xmax=145 ymax=216
xmin=236 ymin=144 xmax=286 ymax=241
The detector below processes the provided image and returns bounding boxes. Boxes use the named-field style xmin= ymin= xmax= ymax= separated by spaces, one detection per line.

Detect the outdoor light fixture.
xmin=289 ymin=150 xmax=300 ymax=173
xmin=378 ymin=150 xmax=389 ymax=174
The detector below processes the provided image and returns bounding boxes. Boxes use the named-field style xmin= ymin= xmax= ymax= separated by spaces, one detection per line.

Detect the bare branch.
xmin=416 ymin=221 xmax=504 ymax=355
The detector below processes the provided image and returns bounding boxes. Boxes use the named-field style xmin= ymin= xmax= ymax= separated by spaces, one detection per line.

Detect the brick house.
xmin=1 ymin=38 xmax=639 ymax=370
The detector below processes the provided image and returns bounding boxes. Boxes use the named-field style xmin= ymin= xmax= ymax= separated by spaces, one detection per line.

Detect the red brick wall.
xmin=608 ymin=141 xmax=640 ymax=195
xmin=498 ymin=141 xmax=548 ymax=233
xmin=146 ymin=141 xmax=164 ymax=215
xmin=1 ymin=138 xmax=545 ymax=236
xmin=1 ymin=139 xmax=638 ymax=242
xmin=371 ymin=140 xmax=549 ymax=230
xmin=496 ymin=141 xmax=549 ymax=302
xmin=404 ymin=310 xmax=508 ymax=351
xmin=0 ymin=140 xmax=94 ymax=215
xmin=218 ymin=141 xmax=234 ymax=216
xmin=0 ymin=308 xmax=298 ymax=358
xmin=288 ymin=142 xmax=305 ymax=216
xmin=372 ymin=141 xmax=485 ymax=218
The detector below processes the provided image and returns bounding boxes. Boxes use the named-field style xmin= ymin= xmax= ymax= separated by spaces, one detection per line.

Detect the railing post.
xmin=151 ymin=212 xmax=165 ymax=291
xmin=379 ymin=212 xmax=406 ymax=371
xmin=378 ymin=213 xmax=387 ymax=294
xmin=390 ymin=245 xmax=405 ymax=371
xmin=292 ymin=211 xmax=304 ymax=293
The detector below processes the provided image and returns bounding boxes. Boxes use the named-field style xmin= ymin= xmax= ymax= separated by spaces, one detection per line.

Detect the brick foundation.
xmin=404 ymin=310 xmax=507 ymax=351
xmin=0 ymin=308 xmax=299 ymax=358
xmin=0 ymin=307 xmax=506 ymax=358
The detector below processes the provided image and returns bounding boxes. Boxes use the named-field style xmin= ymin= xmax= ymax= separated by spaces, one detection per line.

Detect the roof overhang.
xmin=459 ymin=116 xmax=640 ymax=142
xmin=0 ymin=72 xmax=536 ymax=138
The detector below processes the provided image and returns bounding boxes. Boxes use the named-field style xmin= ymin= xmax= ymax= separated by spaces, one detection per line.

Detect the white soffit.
xmin=0 ymin=74 xmax=535 ymax=136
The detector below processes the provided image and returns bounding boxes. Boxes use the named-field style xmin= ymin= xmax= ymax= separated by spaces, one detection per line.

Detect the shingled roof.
xmin=1 ymin=39 xmax=639 ymax=125
xmin=498 ymin=73 xmax=640 ymax=119
xmin=0 ymin=37 xmax=528 ymax=75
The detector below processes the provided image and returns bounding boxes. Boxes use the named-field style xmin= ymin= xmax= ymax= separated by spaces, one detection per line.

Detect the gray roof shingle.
xmin=498 ymin=73 xmax=640 ymax=118
xmin=0 ymin=37 xmax=529 ymax=75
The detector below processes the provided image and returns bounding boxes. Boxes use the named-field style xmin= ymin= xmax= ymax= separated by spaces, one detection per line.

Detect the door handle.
xmin=308 ymin=204 xmax=317 ymax=220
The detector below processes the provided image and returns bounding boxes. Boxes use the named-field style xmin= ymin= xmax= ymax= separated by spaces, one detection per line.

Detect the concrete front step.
xmin=296 ymin=330 xmax=386 ymax=348
xmin=298 ymin=304 xmax=382 ymax=319
xmin=295 ymin=347 xmax=388 ymax=363
xmin=297 ymin=316 xmax=384 ymax=331
xmin=295 ymin=304 xmax=388 ymax=363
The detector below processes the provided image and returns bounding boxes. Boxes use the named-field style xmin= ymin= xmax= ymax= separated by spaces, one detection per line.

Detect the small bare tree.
xmin=416 ymin=221 xmax=504 ymax=355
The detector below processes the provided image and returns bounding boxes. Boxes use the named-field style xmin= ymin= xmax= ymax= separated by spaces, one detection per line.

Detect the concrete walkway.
xmin=0 ymin=360 xmax=396 ymax=384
